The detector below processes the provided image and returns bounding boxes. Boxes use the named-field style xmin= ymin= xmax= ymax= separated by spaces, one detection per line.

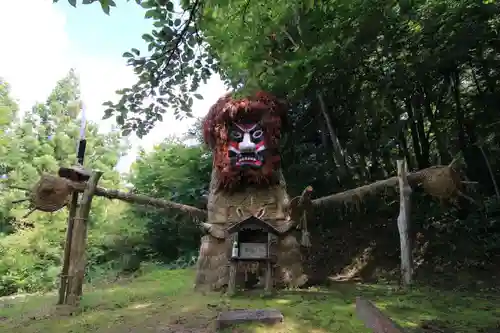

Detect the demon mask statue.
xmin=228 ymin=122 xmax=266 ymax=169
xmin=202 ymin=91 xmax=288 ymax=190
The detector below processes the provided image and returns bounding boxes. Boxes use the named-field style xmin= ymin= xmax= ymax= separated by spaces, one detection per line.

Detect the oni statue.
xmin=194 ymin=91 xmax=310 ymax=292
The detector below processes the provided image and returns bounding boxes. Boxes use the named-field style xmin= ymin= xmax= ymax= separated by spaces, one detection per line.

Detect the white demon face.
xmin=228 ymin=122 xmax=266 ymax=169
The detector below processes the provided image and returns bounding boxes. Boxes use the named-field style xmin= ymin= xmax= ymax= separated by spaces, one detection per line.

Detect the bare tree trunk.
xmin=317 ymin=92 xmax=350 ymax=182
xmin=406 ymin=100 xmax=426 ymax=169
xmin=422 ymin=86 xmax=451 ymax=164
xmin=479 ymin=145 xmax=500 ymax=200
xmin=397 ymin=160 xmax=412 ymax=287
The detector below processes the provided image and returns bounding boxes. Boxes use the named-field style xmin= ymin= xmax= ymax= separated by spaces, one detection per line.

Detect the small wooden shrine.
xmin=226 ymin=215 xmax=280 ymax=295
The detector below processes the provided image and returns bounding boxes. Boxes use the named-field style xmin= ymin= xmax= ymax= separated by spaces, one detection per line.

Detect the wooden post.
xmin=66 ymin=171 xmax=103 ymax=306
xmin=396 ymin=160 xmax=413 ymax=287
xmin=228 ymin=262 xmax=237 ymax=296
xmin=264 ymin=233 xmax=273 ymax=293
xmin=57 ymin=193 xmax=79 ymax=305
xmin=264 ymin=261 xmax=272 ymax=292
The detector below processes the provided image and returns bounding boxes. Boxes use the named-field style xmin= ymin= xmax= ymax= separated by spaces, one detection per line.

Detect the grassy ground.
xmin=0 ymin=268 xmax=498 ymax=333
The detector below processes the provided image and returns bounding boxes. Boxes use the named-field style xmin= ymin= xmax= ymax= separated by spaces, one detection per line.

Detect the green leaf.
xmin=68 ymin=0 xmax=77 ymax=7
xmin=123 ymin=52 xmax=134 ymax=58
xmin=187 ymin=35 xmax=197 ymax=47
xmin=102 ymin=108 xmax=114 ymax=120
xmin=140 ymin=0 xmax=155 ymax=8
xmin=142 ymin=34 xmax=154 ymax=42
xmin=174 ymin=19 xmax=181 ymax=27
xmin=193 ymin=94 xmax=203 ymax=100
xmin=116 ymin=115 xmax=125 ymax=125
xmin=166 ymin=1 xmax=174 ymax=11
xmin=122 ymin=128 xmax=132 ymax=136
xmin=145 ymin=9 xmax=157 ymax=18
xmin=131 ymin=48 xmax=141 ymax=56
xmin=100 ymin=3 xmax=111 ymax=15
xmin=305 ymin=0 xmax=315 ymax=11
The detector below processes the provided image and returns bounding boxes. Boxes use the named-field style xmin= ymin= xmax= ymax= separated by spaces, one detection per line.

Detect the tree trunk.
xmin=396 ymin=160 xmax=413 ymax=287
xmin=317 ymin=92 xmax=351 ymax=183
xmin=406 ymin=99 xmax=426 ymax=169
xmin=421 ymin=85 xmax=451 ymax=164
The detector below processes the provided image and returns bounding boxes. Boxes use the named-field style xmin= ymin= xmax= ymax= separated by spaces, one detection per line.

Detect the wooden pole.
xmin=396 ymin=160 xmax=413 ymax=287
xmin=66 ymin=171 xmax=103 ymax=306
xmin=57 ymin=193 xmax=79 ymax=305
xmin=264 ymin=233 xmax=273 ymax=293
xmin=228 ymin=261 xmax=237 ymax=296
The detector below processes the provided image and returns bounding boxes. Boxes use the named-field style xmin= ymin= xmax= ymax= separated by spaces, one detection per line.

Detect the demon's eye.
xmin=252 ymin=129 xmax=263 ymax=139
xmin=230 ymin=130 xmax=243 ymax=140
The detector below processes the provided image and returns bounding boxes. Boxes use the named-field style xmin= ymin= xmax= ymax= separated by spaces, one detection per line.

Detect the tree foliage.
xmin=126 ymin=139 xmax=211 ymax=262
xmin=0 ymin=72 xmax=135 ymax=295
xmin=0 ymin=74 xmax=212 ymax=294
xmin=58 ymin=0 xmax=216 ymax=138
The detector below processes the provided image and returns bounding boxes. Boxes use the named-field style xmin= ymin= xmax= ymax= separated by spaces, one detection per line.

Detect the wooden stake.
xmin=396 ymin=160 xmax=413 ymax=287
xmin=66 ymin=171 xmax=103 ymax=307
xmin=265 ymin=233 xmax=273 ymax=293
xmin=57 ymin=193 xmax=79 ymax=305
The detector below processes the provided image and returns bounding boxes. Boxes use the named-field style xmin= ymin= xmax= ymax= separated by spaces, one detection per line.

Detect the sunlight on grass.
xmin=0 ymin=267 xmax=498 ymax=333
xmin=275 ymin=299 xmax=292 ymax=304
xmin=127 ymin=302 xmax=152 ymax=310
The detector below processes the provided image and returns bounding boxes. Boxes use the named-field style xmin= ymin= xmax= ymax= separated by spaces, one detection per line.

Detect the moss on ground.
xmin=0 ymin=268 xmax=498 ymax=333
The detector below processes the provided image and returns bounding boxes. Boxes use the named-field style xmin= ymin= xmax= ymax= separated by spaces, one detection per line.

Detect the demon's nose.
xmin=239 ymin=133 xmax=256 ymax=152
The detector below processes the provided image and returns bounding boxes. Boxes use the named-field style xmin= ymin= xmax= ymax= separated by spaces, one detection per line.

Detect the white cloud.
xmin=0 ymin=0 xmax=228 ymax=173
xmin=0 ymin=0 xmax=70 ymax=112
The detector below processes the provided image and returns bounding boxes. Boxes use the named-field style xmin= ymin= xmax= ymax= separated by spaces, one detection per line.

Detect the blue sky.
xmin=56 ymin=1 xmax=152 ymax=60
xmin=0 ymin=0 xmax=227 ymax=173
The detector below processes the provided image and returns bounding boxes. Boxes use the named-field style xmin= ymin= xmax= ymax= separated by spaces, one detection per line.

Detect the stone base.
xmin=216 ymin=308 xmax=284 ymax=330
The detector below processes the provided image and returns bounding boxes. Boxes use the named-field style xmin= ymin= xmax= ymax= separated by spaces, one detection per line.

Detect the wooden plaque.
xmin=239 ymin=242 xmax=267 ymax=259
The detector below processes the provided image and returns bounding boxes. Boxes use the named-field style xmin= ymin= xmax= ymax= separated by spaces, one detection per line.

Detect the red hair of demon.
xmin=202 ymin=91 xmax=288 ymax=189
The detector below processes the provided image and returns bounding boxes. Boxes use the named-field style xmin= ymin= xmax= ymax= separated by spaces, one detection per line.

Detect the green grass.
xmin=0 ymin=268 xmax=498 ymax=332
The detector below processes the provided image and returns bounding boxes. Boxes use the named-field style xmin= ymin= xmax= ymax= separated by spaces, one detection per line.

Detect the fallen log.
xmin=355 ymin=297 xmax=406 ymax=333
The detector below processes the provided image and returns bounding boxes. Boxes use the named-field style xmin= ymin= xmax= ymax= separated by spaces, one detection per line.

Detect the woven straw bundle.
xmin=30 ymin=174 xmax=72 ymax=212
xmin=419 ymin=166 xmax=463 ymax=200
